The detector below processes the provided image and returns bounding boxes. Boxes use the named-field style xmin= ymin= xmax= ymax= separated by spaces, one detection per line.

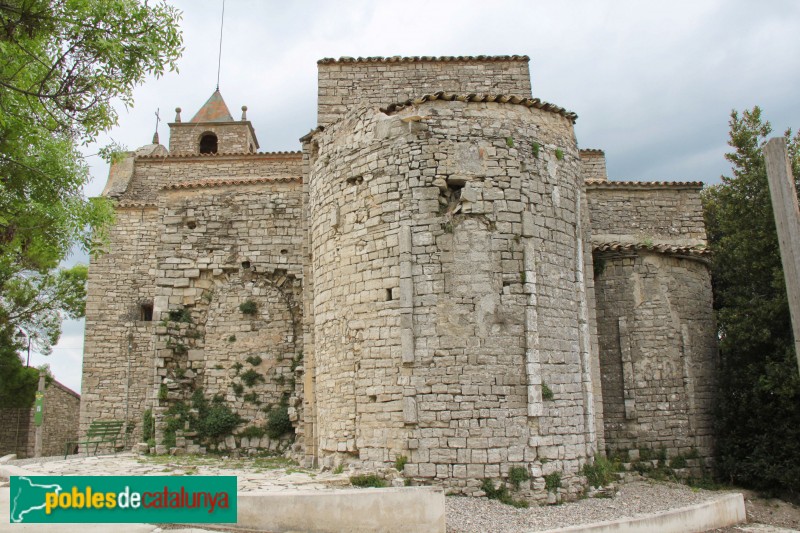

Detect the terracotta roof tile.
xmin=136 ymin=151 xmax=301 ymax=160
xmin=580 ymin=148 xmax=605 ymax=155
xmin=162 ymin=176 xmax=301 ymax=190
xmin=381 ymin=92 xmax=577 ymax=123
xmin=585 ymin=179 xmax=704 ymax=189
xmin=318 ymin=55 xmax=529 ymax=64
xmin=116 ymin=201 xmax=157 ymax=208
xmin=593 ymin=241 xmax=711 ymax=258
xmin=190 ymin=89 xmax=234 ymax=123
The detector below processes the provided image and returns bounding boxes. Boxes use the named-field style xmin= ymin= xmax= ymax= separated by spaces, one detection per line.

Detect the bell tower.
xmin=167 ymin=89 xmax=259 ymax=155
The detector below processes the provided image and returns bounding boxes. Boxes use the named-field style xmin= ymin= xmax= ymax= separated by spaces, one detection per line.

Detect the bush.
xmin=245 ymin=355 xmax=262 ymax=366
xmin=167 ymin=307 xmax=192 ymax=323
xmin=582 ymin=457 xmax=618 ymax=487
xmin=198 ymin=401 xmax=242 ymax=441
xmin=142 ymin=409 xmax=154 ymax=442
xmin=541 ymin=383 xmax=554 ymax=401
xmin=265 ymin=405 xmax=292 ymax=439
xmin=394 ymin=455 xmax=408 ymax=472
xmin=669 ymin=455 xmax=688 ymax=469
xmin=544 ymin=472 xmax=561 ymax=492
xmin=239 ymin=425 xmax=266 ymax=439
xmin=241 ymin=369 xmax=265 ymax=387
xmin=508 ymin=466 xmax=530 ymax=490
xmin=350 ymin=474 xmax=386 ymax=488
xmin=481 ymin=479 xmax=529 ymax=508
xmin=239 ymin=300 xmax=258 ymax=315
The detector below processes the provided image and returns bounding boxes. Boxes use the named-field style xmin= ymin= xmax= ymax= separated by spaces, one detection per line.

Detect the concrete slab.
xmin=534 ymin=492 xmax=746 ymax=533
xmin=236 ymin=487 xmax=446 ymax=533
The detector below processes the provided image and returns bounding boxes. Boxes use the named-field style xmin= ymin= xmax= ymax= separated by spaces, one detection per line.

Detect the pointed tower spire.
xmin=190 ymin=89 xmax=234 ymax=123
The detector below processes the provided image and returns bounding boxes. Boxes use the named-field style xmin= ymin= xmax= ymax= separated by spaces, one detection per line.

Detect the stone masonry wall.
xmin=80 ymin=206 xmax=159 ymax=445
xmin=0 ymin=407 xmax=33 ymax=457
xmin=0 ymin=380 xmax=80 ymax=458
xmin=586 ymin=183 xmax=707 ymax=247
xmin=150 ymin=178 xmax=305 ymax=454
xmin=168 ymin=122 xmax=258 ymax=155
xmin=317 ymin=56 xmax=532 ymax=126
xmin=82 ymin=150 xmax=303 ymax=449
xmin=307 ymin=97 xmax=599 ymax=501
xmin=579 ymin=150 xmax=607 ymax=181
xmin=125 ymin=153 xmax=302 ymax=202
xmin=593 ymin=251 xmax=716 ymax=462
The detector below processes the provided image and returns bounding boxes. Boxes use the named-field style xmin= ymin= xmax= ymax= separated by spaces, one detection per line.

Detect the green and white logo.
xmin=10 ymin=476 xmax=237 ymax=523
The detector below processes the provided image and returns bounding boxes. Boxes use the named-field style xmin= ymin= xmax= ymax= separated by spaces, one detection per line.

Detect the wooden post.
xmin=764 ymin=137 xmax=800 ymax=374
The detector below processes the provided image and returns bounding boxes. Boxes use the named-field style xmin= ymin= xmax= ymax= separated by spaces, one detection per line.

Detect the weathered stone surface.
xmin=81 ymin=55 xmax=717 ymax=503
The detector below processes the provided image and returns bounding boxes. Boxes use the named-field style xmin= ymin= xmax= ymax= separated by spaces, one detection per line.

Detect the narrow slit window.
xmin=140 ymin=302 xmax=154 ymax=321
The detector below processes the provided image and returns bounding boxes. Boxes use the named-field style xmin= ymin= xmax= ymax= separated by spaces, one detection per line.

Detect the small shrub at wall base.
xmin=481 ymin=479 xmax=529 ymax=508
xmin=582 ymin=457 xmax=618 ymax=488
xmin=350 ymin=474 xmax=386 ymax=488
xmin=239 ymin=425 xmax=266 ymax=439
xmin=544 ymin=472 xmax=562 ymax=492
xmin=142 ymin=409 xmax=154 ymax=443
xmin=265 ymin=405 xmax=292 ymax=439
xmin=395 ymin=455 xmax=408 ymax=472
xmin=508 ymin=466 xmax=530 ymax=490
xmin=669 ymin=455 xmax=687 ymax=469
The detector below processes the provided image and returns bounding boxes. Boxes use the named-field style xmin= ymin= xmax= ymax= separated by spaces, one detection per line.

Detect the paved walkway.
xmin=7 ymin=452 xmax=350 ymax=493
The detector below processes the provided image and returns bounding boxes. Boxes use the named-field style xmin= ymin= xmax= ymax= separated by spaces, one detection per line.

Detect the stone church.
xmin=81 ymin=55 xmax=716 ymax=500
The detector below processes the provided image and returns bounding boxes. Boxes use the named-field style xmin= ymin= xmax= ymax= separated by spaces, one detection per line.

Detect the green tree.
xmin=0 ymin=0 xmax=182 ymax=401
xmin=702 ymin=107 xmax=800 ymax=496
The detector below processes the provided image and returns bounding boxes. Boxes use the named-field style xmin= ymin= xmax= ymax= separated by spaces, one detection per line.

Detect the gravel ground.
xmin=446 ymin=479 xmax=735 ymax=533
xmin=9 ymin=455 xmax=798 ymax=532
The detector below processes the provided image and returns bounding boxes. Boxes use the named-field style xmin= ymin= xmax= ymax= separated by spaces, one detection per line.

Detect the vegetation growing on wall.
xmin=702 ymin=107 xmax=800 ymax=496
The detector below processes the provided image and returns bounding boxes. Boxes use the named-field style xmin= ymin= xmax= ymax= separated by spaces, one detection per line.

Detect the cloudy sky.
xmin=33 ymin=0 xmax=800 ymax=393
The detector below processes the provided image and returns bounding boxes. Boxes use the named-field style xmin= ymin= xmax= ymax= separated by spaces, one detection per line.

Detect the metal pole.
xmin=764 ymin=137 xmax=800 ymax=375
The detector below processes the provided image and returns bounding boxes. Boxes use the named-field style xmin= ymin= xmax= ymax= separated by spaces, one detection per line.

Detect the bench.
xmin=64 ymin=420 xmax=125 ymax=459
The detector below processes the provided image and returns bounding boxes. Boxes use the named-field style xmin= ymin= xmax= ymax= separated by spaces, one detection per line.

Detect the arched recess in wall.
xmin=199 ymin=132 xmax=218 ymax=154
